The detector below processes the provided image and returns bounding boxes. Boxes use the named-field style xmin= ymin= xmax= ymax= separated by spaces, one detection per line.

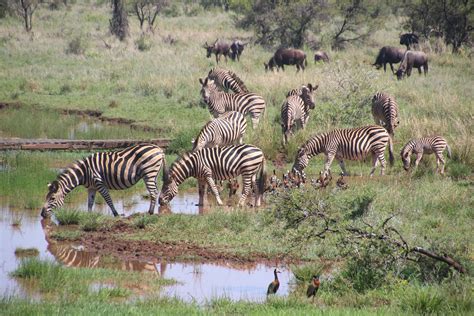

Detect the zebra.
xmin=207 ymin=67 xmax=249 ymax=93
xmin=286 ymin=83 xmax=318 ymax=98
xmin=192 ymin=111 xmax=247 ymax=152
xmin=281 ymin=84 xmax=318 ymax=145
xmin=371 ymin=92 xmax=400 ymax=137
xmin=159 ymin=144 xmax=266 ymax=208
xmin=41 ymin=144 xmax=165 ymax=218
xmin=199 ymin=77 xmax=266 ymax=128
xmin=292 ymin=125 xmax=394 ymax=177
xmin=400 ymin=136 xmax=451 ymax=174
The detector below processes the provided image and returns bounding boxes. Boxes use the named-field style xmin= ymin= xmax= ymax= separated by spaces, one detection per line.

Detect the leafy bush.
xmin=66 ymin=36 xmax=86 ymax=55
xmin=135 ymin=35 xmax=152 ymax=52
xmin=55 ymin=209 xmax=82 ymax=225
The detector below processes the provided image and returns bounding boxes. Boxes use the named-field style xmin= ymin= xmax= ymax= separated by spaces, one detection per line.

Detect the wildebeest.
xmin=204 ymin=39 xmax=231 ymax=64
xmin=396 ymin=51 xmax=428 ymax=80
xmin=230 ymin=40 xmax=247 ymax=61
xmin=264 ymin=48 xmax=307 ymax=72
xmin=400 ymin=33 xmax=419 ymax=49
xmin=373 ymin=46 xmax=405 ymax=73
xmin=314 ymin=51 xmax=329 ymax=63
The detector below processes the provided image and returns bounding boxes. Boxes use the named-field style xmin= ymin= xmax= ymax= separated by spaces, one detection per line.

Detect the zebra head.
xmin=301 ymin=84 xmax=318 ymax=109
xmin=158 ymin=178 xmax=178 ymax=205
xmin=41 ymin=180 xmax=65 ymax=218
xmin=292 ymin=147 xmax=309 ymax=174
xmin=400 ymin=148 xmax=412 ymax=171
xmin=199 ymin=77 xmax=216 ymax=104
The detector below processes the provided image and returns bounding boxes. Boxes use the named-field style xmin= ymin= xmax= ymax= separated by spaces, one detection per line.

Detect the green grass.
xmin=55 ymin=208 xmax=82 ymax=225
xmin=14 ymin=248 xmax=40 ymax=258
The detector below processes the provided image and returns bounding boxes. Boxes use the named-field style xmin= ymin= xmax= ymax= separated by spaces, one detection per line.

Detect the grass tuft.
xmin=55 ymin=209 xmax=82 ymax=225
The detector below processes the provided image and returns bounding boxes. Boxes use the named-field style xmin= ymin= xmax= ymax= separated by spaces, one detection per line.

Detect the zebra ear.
xmin=307 ymin=83 xmax=313 ymax=91
xmin=48 ymin=181 xmax=59 ymax=193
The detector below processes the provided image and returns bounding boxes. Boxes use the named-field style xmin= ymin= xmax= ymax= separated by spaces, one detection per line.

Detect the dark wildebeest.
xmin=204 ymin=40 xmax=231 ymax=64
xmin=230 ymin=40 xmax=247 ymax=61
xmin=264 ymin=48 xmax=307 ymax=73
xmin=314 ymin=51 xmax=329 ymax=63
xmin=400 ymin=33 xmax=419 ymax=49
xmin=396 ymin=51 xmax=428 ymax=80
xmin=373 ymin=46 xmax=405 ymax=73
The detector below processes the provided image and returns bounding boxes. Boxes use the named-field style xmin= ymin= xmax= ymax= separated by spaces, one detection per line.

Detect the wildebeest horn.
xmin=199 ymin=78 xmax=204 ymax=85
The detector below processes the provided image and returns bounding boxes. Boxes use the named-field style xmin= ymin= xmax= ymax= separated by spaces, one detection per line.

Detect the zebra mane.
xmin=228 ymin=71 xmax=249 ymax=93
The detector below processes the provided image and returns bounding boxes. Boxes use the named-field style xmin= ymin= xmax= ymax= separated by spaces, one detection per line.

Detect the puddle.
xmin=0 ymin=203 xmax=295 ymax=303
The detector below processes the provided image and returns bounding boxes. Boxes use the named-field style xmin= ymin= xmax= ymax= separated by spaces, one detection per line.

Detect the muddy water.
xmin=0 ymin=201 xmax=294 ymax=303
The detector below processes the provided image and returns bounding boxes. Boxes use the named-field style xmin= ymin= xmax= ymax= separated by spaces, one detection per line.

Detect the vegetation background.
xmin=0 ymin=0 xmax=472 ymax=314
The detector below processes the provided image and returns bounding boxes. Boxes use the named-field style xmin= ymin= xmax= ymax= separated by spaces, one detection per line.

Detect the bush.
xmin=133 ymin=214 xmax=159 ymax=229
xmin=135 ymin=35 xmax=152 ymax=52
xmin=55 ymin=209 xmax=82 ymax=225
xmin=80 ymin=213 xmax=106 ymax=232
xmin=66 ymin=36 xmax=86 ymax=55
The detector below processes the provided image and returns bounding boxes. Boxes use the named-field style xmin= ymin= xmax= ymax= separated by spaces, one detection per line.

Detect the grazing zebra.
xmin=400 ymin=136 xmax=451 ymax=174
xmin=286 ymin=83 xmax=318 ymax=98
xmin=199 ymin=77 xmax=266 ymax=128
xmin=207 ymin=67 xmax=249 ymax=93
xmin=192 ymin=111 xmax=247 ymax=152
xmin=281 ymin=84 xmax=318 ymax=145
xmin=159 ymin=144 xmax=266 ymax=207
xmin=371 ymin=92 xmax=400 ymax=137
xmin=41 ymin=144 xmax=165 ymax=218
xmin=292 ymin=125 xmax=394 ymax=177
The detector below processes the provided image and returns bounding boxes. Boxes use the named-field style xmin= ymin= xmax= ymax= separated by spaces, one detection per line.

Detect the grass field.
xmin=0 ymin=2 xmax=473 ymax=314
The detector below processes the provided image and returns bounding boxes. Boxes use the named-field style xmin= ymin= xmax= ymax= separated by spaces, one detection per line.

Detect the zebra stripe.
xmin=41 ymin=144 xmax=165 ymax=217
xmin=401 ymin=136 xmax=451 ymax=174
xmin=159 ymin=144 xmax=266 ymax=207
xmin=199 ymin=77 xmax=266 ymax=128
xmin=193 ymin=111 xmax=247 ymax=152
xmin=371 ymin=92 xmax=399 ymax=137
xmin=281 ymin=85 xmax=317 ymax=145
xmin=207 ymin=67 xmax=249 ymax=93
xmin=292 ymin=125 xmax=394 ymax=177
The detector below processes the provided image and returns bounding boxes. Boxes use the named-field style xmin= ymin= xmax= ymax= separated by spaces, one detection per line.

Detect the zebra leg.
xmin=87 ymin=189 xmax=96 ymax=212
xmin=206 ymin=177 xmax=223 ymax=206
xmin=238 ymin=175 xmax=252 ymax=207
xmin=338 ymin=160 xmax=348 ymax=176
xmin=95 ymin=183 xmax=119 ymax=217
xmin=370 ymin=153 xmax=380 ymax=177
xmin=435 ymin=152 xmax=446 ymax=174
xmin=323 ymin=154 xmax=336 ymax=177
xmin=198 ymin=179 xmax=208 ymax=206
xmin=414 ymin=153 xmax=423 ymax=170
xmin=144 ymin=175 xmax=158 ymax=215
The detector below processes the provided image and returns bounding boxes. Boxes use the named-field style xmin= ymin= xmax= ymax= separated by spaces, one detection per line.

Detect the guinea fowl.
xmin=267 ymin=268 xmax=281 ymax=295
xmin=336 ymin=173 xmax=348 ymax=189
xmin=306 ymin=275 xmax=320 ymax=300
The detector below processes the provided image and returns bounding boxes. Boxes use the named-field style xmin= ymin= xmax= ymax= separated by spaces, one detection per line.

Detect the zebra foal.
xmin=281 ymin=84 xmax=318 ymax=145
xmin=371 ymin=92 xmax=399 ymax=137
xmin=199 ymin=77 xmax=266 ymax=128
xmin=292 ymin=125 xmax=394 ymax=177
xmin=207 ymin=67 xmax=249 ymax=93
xmin=41 ymin=144 xmax=165 ymax=218
xmin=159 ymin=144 xmax=266 ymax=207
xmin=192 ymin=111 xmax=247 ymax=152
xmin=400 ymin=136 xmax=451 ymax=174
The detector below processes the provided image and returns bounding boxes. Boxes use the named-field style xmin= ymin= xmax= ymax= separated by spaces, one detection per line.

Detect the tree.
xmin=405 ymin=0 xmax=473 ymax=53
xmin=331 ymin=0 xmax=383 ymax=50
xmin=110 ymin=0 xmax=129 ymax=41
xmin=13 ymin=0 xmax=39 ymax=32
xmin=132 ymin=0 xmax=168 ymax=32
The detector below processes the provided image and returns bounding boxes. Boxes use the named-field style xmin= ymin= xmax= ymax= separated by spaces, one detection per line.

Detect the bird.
xmin=306 ymin=275 xmax=320 ymax=300
xmin=267 ymin=268 xmax=281 ymax=295
xmin=336 ymin=173 xmax=348 ymax=189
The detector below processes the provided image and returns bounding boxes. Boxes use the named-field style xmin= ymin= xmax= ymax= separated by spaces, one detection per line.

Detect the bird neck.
xmin=313 ymin=279 xmax=320 ymax=286
xmin=274 ymin=270 xmax=279 ymax=281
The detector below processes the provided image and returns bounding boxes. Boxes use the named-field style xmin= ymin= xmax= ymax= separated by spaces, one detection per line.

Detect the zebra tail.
xmin=388 ymin=136 xmax=394 ymax=166
xmin=257 ymin=158 xmax=267 ymax=196
xmin=446 ymin=143 xmax=452 ymax=159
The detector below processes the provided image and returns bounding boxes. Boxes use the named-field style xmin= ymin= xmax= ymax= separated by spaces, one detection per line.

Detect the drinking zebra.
xmin=400 ymin=136 xmax=451 ymax=174
xmin=207 ymin=67 xmax=249 ymax=93
xmin=41 ymin=144 xmax=165 ymax=218
xmin=192 ymin=111 xmax=247 ymax=152
xmin=292 ymin=125 xmax=394 ymax=177
xmin=281 ymin=84 xmax=317 ymax=145
xmin=371 ymin=92 xmax=400 ymax=137
xmin=159 ymin=144 xmax=266 ymax=207
xmin=199 ymin=77 xmax=266 ymax=128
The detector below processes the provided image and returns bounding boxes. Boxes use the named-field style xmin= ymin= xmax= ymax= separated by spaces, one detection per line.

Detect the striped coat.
xmin=207 ymin=67 xmax=249 ymax=93
xmin=159 ymin=144 xmax=266 ymax=207
xmin=292 ymin=125 xmax=394 ymax=177
xmin=281 ymin=84 xmax=317 ymax=145
xmin=41 ymin=144 xmax=165 ymax=217
xmin=192 ymin=111 xmax=247 ymax=152
xmin=400 ymin=136 xmax=451 ymax=174
xmin=371 ymin=92 xmax=399 ymax=137
xmin=199 ymin=77 xmax=266 ymax=128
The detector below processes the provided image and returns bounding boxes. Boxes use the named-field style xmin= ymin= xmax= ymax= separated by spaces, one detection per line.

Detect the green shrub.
xmin=133 ymin=214 xmax=159 ymax=229
xmin=80 ymin=213 xmax=106 ymax=232
xmin=135 ymin=35 xmax=152 ymax=52
xmin=50 ymin=230 xmax=83 ymax=241
xmin=55 ymin=209 xmax=82 ymax=225
xmin=66 ymin=36 xmax=86 ymax=55
xmin=400 ymin=285 xmax=445 ymax=314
